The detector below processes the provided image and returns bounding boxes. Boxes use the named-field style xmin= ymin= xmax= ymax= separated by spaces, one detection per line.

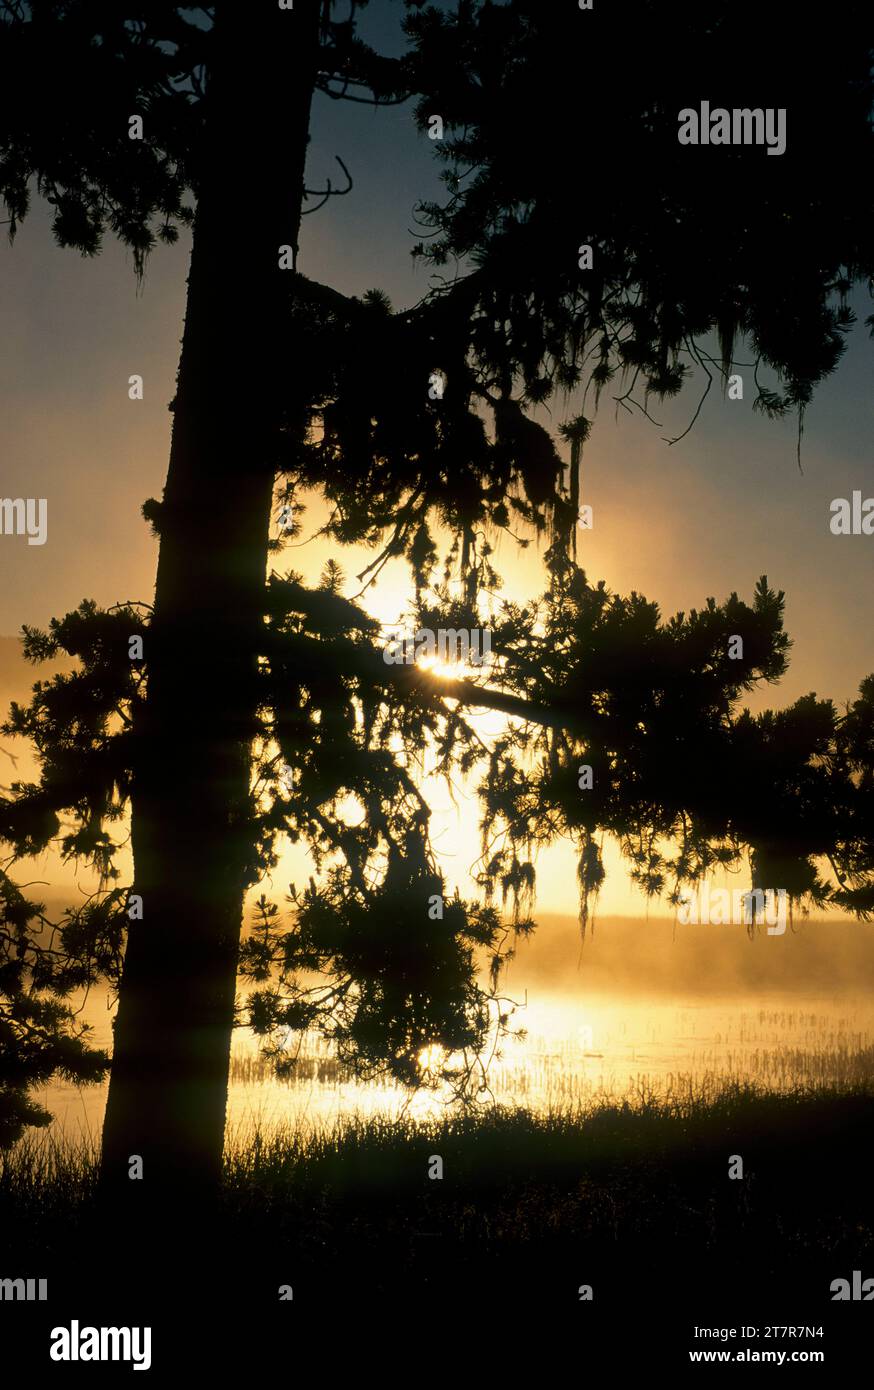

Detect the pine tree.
xmin=1 ymin=1 xmax=872 ymax=1244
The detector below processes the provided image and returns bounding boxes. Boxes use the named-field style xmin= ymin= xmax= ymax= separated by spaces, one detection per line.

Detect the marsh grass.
xmin=219 ymin=1077 xmax=874 ymax=1308
xmin=4 ymin=1075 xmax=872 ymax=1285
xmin=224 ymin=1006 xmax=874 ymax=1104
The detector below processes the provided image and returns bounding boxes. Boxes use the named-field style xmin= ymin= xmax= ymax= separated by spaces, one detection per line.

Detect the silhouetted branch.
xmin=302 ymin=156 xmax=353 ymax=215
xmin=612 ymin=366 xmax=663 ymax=427
xmin=353 ymin=486 xmax=427 ymax=593
xmin=664 ymin=337 xmax=713 ymax=445
xmin=265 ymin=626 xmax=595 ymax=739
xmin=315 ymin=80 xmax=411 ymax=106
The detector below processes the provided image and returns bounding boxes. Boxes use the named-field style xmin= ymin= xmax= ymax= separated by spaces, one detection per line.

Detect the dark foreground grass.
xmin=4 ymin=1078 xmax=874 ymax=1303
xmin=226 ymin=1078 xmax=874 ymax=1305
xmin=1 ymin=1081 xmax=872 ymax=1386
xmin=3 ymin=1080 xmax=874 ymax=1372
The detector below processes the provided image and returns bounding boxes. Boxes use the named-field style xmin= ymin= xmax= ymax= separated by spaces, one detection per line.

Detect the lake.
xmin=35 ymin=980 xmax=874 ymax=1150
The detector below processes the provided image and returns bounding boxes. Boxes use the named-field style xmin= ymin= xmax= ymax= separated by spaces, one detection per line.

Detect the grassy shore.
xmin=3 ymin=1077 xmax=873 ymax=1300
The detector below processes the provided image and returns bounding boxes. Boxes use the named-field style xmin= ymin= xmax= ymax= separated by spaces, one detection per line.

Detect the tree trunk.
xmin=99 ymin=1 xmax=321 ymax=1225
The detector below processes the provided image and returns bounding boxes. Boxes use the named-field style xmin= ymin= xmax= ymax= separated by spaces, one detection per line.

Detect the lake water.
xmin=34 ymin=986 xmax=874 ymax=1150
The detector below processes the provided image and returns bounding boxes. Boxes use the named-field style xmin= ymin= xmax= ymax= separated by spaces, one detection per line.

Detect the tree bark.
xmin=99 ymin=1 xmax=321 ymax=1224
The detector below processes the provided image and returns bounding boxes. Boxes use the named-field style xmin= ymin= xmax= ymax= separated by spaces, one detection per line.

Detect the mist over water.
xmin=33 ymin=914 xmax=874 ymax=1148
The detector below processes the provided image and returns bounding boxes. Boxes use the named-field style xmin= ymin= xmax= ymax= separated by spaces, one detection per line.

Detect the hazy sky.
xmin=1 ymin=0 xmax=871 ymax=917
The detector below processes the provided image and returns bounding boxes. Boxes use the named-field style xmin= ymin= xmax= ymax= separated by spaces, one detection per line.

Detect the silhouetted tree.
xmin=402 ymin=0 xmax=874 ymax=461
xmin=1 ymin=0 xmax=873 ymax=1239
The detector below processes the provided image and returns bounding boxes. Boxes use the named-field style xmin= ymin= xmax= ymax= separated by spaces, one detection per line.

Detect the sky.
xmin=0 ymin=0 xmax=872 ymax=920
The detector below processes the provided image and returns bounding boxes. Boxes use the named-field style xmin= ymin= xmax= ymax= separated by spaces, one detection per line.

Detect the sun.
xmin=417 ymin=1042 xmax=447 ymax=1075
xmin=415 ymin=654 xmax=462 ymax=681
